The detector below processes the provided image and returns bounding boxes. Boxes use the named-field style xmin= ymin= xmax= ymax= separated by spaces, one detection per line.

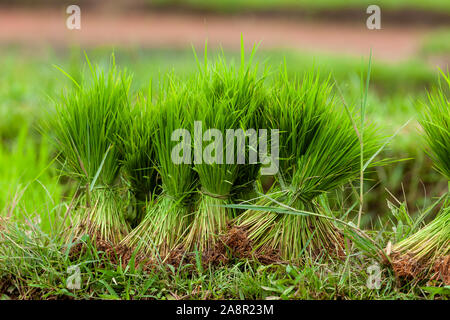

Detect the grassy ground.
xmin=2 ymin=217 xmax=449 ymax=300
xmin=0 ymin=46 xmax=448 ymax=299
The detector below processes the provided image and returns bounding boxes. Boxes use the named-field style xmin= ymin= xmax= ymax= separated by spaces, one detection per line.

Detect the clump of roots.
xmin=166 ymin=225 xmax=277 ymax=268
xmin=388 ymin=206 xmax=449 ymax=285
xmin=165 ymin=241 xmax=230 ymax=268
xmin=390 ymin=252 xmax=427 ymax=280
xmin=67 ymin=234 xmax=154 ymax=270
xmin=183 ymin=195 xmax=232 ymax=254
xmin=68 ymin=188 xmax=130 ymax=246
xmin=121 ymin=196 xmax=192 ymax=260
xmin=223 ymin=225 xmax=283 ymax=264
xmin=234 ymin=194 xmax=346 ymax=263
xmin=390 ymin=252 xmax=450 ymax=285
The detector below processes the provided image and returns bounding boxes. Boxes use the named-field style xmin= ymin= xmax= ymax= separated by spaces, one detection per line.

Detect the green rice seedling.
xmin=119 ymin=89 xmax=160 ymax=227
xmin=229 ymin=91 xmax=268 ymax=204
xmin=419 ymin=72 xmax=450 ymax=181
xmin=46 ymin=56 xmax=131 ymax=245
xmin=235 ymin=68 xmax=384 ymax=262
xmin=230 ymin=49 xmax=269 ymax=204
xmin=183 ymin=48 xmax=267 ymax=254
xmin=390 ymin=72 xmax=449 ymax=284
xmin=121 ymin=75 xmax=198 ymax=259
xmin=390 ymin=206 xmax=449 ymax=284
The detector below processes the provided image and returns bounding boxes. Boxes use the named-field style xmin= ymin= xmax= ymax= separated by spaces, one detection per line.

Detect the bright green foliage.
xmin=119 ymin=91 xmax=160 ymax=226
xmin=397 ymin=205 xmax=450 ymax=260
xmin=153 ymin=76 xmax=198 ymax=199
xmin=236 ymin=68 xmax=385 ymax=261
xmin=0 ymin=126 xmax=65 ymax=233
xmin=391 ymin=72 xmax=449 ymax=282
xmin=152 ymin=0 xmax=450 ymax=14
xmin=2 ymin=47 xmax=450 ymax=296
xmin=419 ymin=72 xmax=450 ymax=180
xmin=120 ymin=92 xmax=160 ymax=203
xmin=184 ymin=48 xmax=267 ymax=252
xmin=46 ymin=56 xmax=132 ymax=243
xmin=122 ymin=75 xmax=198 ymax=258
xmin=48 ymin=58 xmax=131 ymax=187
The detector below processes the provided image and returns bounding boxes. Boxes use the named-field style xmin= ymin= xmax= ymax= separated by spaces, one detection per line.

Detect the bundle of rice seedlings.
xmin=119 ymin=89 xmax=160 ymax=227
xmin=230 ymin=54 xmax=268 ymax=203
xmin=235 ymin=69 xmax=384 ymax=262
xmin=121 ymin=76 xmax=198 ymax=259
xmin=390 ymin=72 xmax=449 ymax=284
xmin=230 ymin=92 xmax=268 ymax=204
xmin=183 ymin=50 xmax=266 ymax=254
xmin=390 ymin=207 xmax=449 ymax=284
xmin=47 ymin=57 xmax=131 ymax=245
xmin=420 ymin=72 xmax=450 ymax=181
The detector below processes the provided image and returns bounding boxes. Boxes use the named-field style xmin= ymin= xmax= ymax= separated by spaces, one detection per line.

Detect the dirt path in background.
xmin=0 ymin=8 xmax=435 ymax=62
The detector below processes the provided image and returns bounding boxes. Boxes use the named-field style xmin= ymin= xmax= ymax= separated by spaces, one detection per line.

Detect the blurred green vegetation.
xmin=421 ymin=28 xmax=450 ymax=56
xmin=5 ymin=0 xmax=450 ymax=12
xmin=151 ymin=0 xmax=450 ymax=13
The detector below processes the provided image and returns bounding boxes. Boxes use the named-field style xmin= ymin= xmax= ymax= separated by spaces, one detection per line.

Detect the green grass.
xmin=0 ymin=126 xmax=67 ymax=234
xmin=1 ymin=215 xmax=448 ymax=300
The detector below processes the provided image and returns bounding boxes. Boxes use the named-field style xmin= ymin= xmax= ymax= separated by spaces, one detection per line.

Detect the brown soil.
xmin=0 ymin=275 xmax=19 ymax=299
xmin=221 ymin=224 xmax=347 ymax=264
xmin=0 ymin=7 xmax=439 ymax=62
xmin=167 ymin=226 xmax=283 ymax=267
xmin=68 ymin=235 xmax=126 ymax=260
xmin=68 ymin=236 xmax=155 ymax=272
xmin=221 ymin=225 xmax=285 ymax=264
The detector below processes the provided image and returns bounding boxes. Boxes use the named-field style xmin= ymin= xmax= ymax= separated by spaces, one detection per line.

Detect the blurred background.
xmin=0 ymin=0 xmax=449 ymax=230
